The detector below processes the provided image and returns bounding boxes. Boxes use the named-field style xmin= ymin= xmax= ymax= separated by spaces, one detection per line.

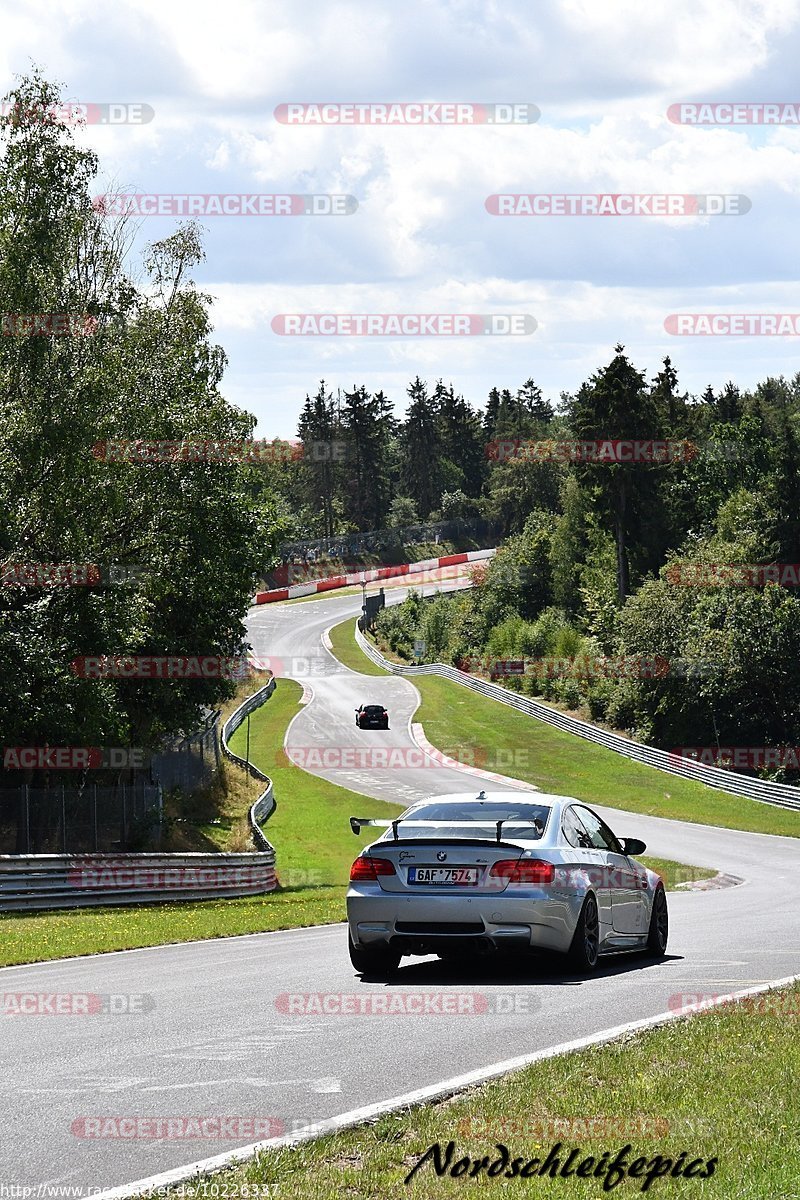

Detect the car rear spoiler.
xmin=349 ymin=816 xmax=543 ymax=843
xmin=350 ymin=817 xmax=397 ymax=836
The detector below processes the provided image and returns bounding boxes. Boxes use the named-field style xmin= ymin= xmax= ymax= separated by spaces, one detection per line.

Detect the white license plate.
xmin=408 ymin=866 xmax=480 ymax=886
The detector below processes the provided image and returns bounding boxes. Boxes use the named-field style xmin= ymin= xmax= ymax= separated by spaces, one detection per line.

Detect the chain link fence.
xmin=0 ymin=781 xmax=163 ymax=853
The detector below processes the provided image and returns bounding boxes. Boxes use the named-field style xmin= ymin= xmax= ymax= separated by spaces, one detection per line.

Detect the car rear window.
xmin=364 ymin=705 xmax=384 ymax=713
xmin=388 ymin=802 xmax=551 ymax=840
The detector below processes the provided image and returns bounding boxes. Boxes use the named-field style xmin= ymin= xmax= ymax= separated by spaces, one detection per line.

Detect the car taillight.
xmin=489 ymin=858 xmax=555 ymax=884
xmin=349 ymin=856 xmax=396 ymax=882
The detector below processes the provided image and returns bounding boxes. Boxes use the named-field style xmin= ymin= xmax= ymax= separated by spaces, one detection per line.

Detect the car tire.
xmin=567 ymin=893 xmax=600 ymax=972
xmin=646 ymin=885 xmax=669 ymax=956
xmin=348 ymin=933 xmax=401 ymax=979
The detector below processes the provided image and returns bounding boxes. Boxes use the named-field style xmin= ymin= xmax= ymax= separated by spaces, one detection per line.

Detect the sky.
xmin=2 ymin=0 xmax=800 ymax=435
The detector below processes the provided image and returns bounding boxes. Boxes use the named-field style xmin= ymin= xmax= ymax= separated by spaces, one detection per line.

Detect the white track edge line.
xmin=0 ymin=923 xmax=345 ymax=975
xmin=95 ymin=971 xmax=800 ymax=1199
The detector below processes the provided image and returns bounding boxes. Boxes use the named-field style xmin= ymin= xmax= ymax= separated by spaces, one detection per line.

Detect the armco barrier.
xmin=0 ymin=683 xmax=281 ymax=913
xmin=355 ymin=625 xmax=800 ymax=813
xmin=221 ymin=679 xmax=277 ymax=851
xmin=0 ymin=852 xmax=276 ymax=913
xmin=255 ymin=548 xmax=496 ymax=604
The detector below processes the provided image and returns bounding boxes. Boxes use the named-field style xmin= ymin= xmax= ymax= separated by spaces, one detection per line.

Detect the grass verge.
xmin=0 ymin=680 xmax=395 ymax=967
xmin=0 ymin=676 xmax=709 ymax=967
xmin=327 ymin=615 xmax=388 ymax=675
xmin=146 ymin=981 xmax=800 ymax=1200
xmin=329 ymin=618 xmax=800 ymax=839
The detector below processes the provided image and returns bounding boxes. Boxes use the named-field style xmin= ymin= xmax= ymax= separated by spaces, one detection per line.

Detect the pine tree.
xmin=339 ymin=385 xmax=394 ymax=530
xmin=568 ymin=345 xmax=658 ymax=602
xmin=297 ymin=381 xmax=337 ymax=537
xmin=400 ymin=377 xmax=442 ymax=517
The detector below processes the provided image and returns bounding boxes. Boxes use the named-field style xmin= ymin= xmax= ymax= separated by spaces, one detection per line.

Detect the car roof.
xmin=403 ymin=791 xmax=576 ymax=812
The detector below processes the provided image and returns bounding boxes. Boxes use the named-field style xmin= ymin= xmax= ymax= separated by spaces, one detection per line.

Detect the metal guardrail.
xmin=221 ymin=679 xmax=277 ymax=851
xmin=355 ymin=624 xmax=800 ymax=813
xmin=0 ymin=852 xmax=277 ymax=913
xmin=0 ymin=682 xmax=282 ymax=913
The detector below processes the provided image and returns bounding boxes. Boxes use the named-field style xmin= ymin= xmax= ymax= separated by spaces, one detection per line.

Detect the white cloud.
xmin=2 ymin=0 xmax=800 ymax=432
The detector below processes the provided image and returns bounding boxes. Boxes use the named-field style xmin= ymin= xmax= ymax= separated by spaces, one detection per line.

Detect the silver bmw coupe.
xmin=346 ymin=791 xmax=668 ymax=977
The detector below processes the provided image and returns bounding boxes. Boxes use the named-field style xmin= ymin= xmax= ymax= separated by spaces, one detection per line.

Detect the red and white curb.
xmin=254 ymin=548 xmax=496 ymax=604
xmin=410 ymin=723 xmax=539 ymax=791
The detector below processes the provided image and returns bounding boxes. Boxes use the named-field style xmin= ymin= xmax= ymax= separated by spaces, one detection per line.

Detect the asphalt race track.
xmin=2 ymin=581 xmax=798 ymax=1194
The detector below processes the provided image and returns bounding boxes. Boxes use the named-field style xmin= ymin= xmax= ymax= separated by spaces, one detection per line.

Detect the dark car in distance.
xmin=356 ymin=704 xmax=390 ymax=730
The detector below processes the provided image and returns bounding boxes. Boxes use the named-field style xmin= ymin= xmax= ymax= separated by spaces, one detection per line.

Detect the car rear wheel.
xmin=567 ymin=893 xmax=599 ymax=972
xmin=646 ymin=885 xmax=669 ymax=956
xmin=348 ymin=933 xmax=401 ymax=979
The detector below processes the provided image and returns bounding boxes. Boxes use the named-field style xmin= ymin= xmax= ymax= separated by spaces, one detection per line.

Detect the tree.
xmin=439 ymin=490 xmax=479 ymax=520
xmin=297 ymin=381 xmax=338 ymax=538
xmin=549 ymin=476 xmax=591 ymax=612
xmin=517 ymin=378 xmax=554 ymax=425
xmin=387 ymin=496 xmax=419 ymax=529
xmin=399 ymin=377 xmax=442 ymax=517
xmin=339 ymin=385 xmax=394 ymax=530
xmin=0 ymin=73 xmax=265 ymax=791
xmin=435 ymin=380 xmax=485 ymax=498
xmin=567 ymin=346 xmax=658 ymax=603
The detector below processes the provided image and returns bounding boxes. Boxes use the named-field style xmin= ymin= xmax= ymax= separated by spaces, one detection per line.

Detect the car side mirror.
xmin=621 ymin=837 xmax=646 ymax=856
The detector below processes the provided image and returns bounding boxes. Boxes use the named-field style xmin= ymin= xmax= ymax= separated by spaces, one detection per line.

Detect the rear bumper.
xmin=347 ymin=887 xmax=578 ymax=955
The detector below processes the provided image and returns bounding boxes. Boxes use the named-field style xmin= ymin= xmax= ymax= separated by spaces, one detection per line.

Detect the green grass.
xmin=414 ymin=675 xmax=799 ymax=837
xmin=0 ymin=680 xmax=396 ymax=967
xmin=0 ymin=675 xmax=711 ymax=967
xmin=227 ymin=679 xmax=397 ymax=894
xmin=328 ymin=615 xmax=388 ymax=675
xmin=329 ymin=618 xmax=799 ymax=839
xmin=0 ymin=894 xmax=346 ymax=968
xmin=640 ymin=856 xmax=715 ymax=889
xmin=147 ymin=982 xmax=800 ymax=1200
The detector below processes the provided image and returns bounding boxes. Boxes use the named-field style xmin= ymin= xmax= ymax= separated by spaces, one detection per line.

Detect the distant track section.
xmin=255 ymin=548 xmax=496 ymax=603
xmin=354 ymin=625 xmax=800 ymax=813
